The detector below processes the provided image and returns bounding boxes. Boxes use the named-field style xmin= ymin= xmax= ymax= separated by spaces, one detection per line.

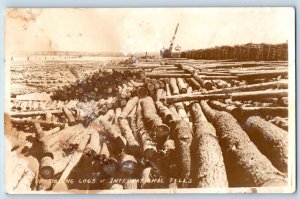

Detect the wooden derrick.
xmin=190 ymin=102 xmax=228 ymax=188
xmin=199 ymin=101 xmax=286 ymax=187
xmin=118 ymin=118 xmax=140 ymax=156
xmin=177 ymin=78 xmax=187 ymax=94
xmin=140 ymin=97 xmax=170 ymax=142
xmin=169 ymin=78 xmax=179 ymax=95
xmin=242 ymin=116 xmax=288 ymax=173
xmin=119 ymin=96 xmax=139 ymax=119
xmin=136 ymin=102 xmax=157 ymax=159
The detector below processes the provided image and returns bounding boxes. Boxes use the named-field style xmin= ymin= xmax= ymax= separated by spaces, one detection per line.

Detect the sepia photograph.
xmin=4 ymin=8 xmax=295 ymax=194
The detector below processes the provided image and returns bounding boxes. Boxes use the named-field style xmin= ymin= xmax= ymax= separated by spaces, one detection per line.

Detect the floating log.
xmin=206 ymin=80 xmax=288 ymax=95
xmin=231 ymin=89 xmax=288 ymax=101
xmin=84 ymin=129 xmax=101 ymax=157
xmin=136 ymin=87 xmax=148 ymax=98
xmin=190 ymin=102 xmax=228 ymax=188
xmin=119 ymin=97 xmax=139 ymax=119
xmin=200 ymin=101 xmax=286 ymax=187
xmin=145 ymin=73 xmax=192 ymax=78
xmin=140 ymin=97 xmax=170 ymax=142
xmin=53 ymin=127 xmax=92 ymax=191
xmin=242 ymin=116 xmax=288 ymax=173
xmin=11 ymin=118 xmax=66 ymax=129
xmin=14 ymin=170 xmax=35 ymax=192
xmin=169 ymin=78 xmax=179 ymax=95
xmin=8 ymin=164 xmax=27 ymax=191
xmin=237 ymin=70 xmax=288 ymax=80
xmin=170 ymin=119 xmax=192 ymax=187
xmin=10 ymin=109 xmax=63 ymax=117
xmin=161 ymin=93 xmax=228 ymax=104
xmin=161 ymin=89 xmax=288 ymax=104
xmin=186 ymin=78 xmax=201 ymax=90
xmin=239 ymin=106 xmax=288 ymax=118
xmin=155 ymin=101 xmax=173 ymax=124
xmin=136 ymin=102 xmax=157 ymax=159
xmin=177 ymin=78 xmax=187 ymax=94
xmin=193 ymin=74 xmax=213 ymax=90
xmin=118 ymin=118 xmax=140 ymax=156
xmin=62 ymin=106 xmax=76 ymax=125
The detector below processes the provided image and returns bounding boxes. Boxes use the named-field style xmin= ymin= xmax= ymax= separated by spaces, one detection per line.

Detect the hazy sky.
xmin=5 ymin=8 xmax=294 ymax=55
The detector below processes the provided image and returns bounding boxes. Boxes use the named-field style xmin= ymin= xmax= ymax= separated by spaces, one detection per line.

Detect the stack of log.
xmin=179 ymin=43 xmax=288 ymax=61
xmin=6 ymin=57 xmax=290 ymax=192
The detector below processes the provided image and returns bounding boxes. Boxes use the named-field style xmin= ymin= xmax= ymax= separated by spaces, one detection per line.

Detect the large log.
xmin=62 ymin=106 xmax=76 ymax=125
xmin=242 ymin=116 xmax=288 ymax=173
xmin=53 ymin=126 xmax=93 ymax=191
xmin=169 ymin=78 xmax=179 ymax=95
xmin=161 ymin=89 xmax=288 ymax=104
xmin=193 ymin=74 xmax=213 ymax=90
xmin=190 ymin=102 xmax=228 ymax=188
xmin=118 ymin=118 xmax=140 ymax=156
xmin=140 ymin=97 xmax=170 ymax=142
xmin=145 ymin=73 xmax=192 ymax=78
xmin=10 ymin=118 xmax=66 ymax=129
xmin=231 ymin=89 xmax=288 ymax=101
xmin=119 ymin=96 xmax=139 ymax=119
xmin=161 ymin=93 xmax=228 ymax=104
xmin=177 ymin=78 xmax=187 ymax=94
xmin=170 ymin=119 xmax=193 ymax=187
xmin=155 ymin=101 xmax=173 ymax=124
xmin=14 ymin=170 xmax=35 ymax=192
xmin=237 ymin=70 xmax=288 ymax=80
xmin=199 ymin=101 xmax=286 ymax=187
xmin=205 ymin=80 xmax=288 ymax=95
xmin=136 ymin=101 xmax=157 ymax=159
xmin=10 ymin=109 xmax=63 ymax=117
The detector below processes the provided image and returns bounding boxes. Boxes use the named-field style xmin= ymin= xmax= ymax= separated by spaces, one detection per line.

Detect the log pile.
xmin=6 ymin=56 xmax=290 ymax=192
xmin=179 ymin=43 xmax=288 ymax=61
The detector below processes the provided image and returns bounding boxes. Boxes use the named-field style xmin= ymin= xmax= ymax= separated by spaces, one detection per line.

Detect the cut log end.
xmin=155 ymin=124 xmax=170 ymax=140
xmin=137 ymin=87 xmax=148 ymax=98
